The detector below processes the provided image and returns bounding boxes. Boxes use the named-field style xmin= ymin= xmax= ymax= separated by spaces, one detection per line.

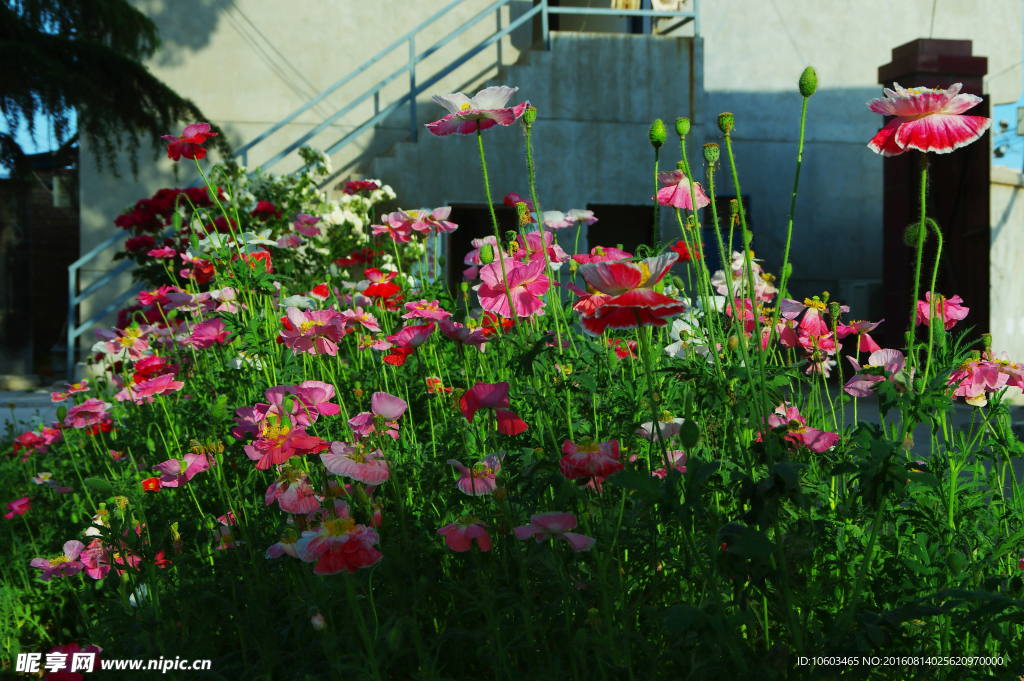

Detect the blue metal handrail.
xmin=67 ymin=0 xmax=699 ymax=377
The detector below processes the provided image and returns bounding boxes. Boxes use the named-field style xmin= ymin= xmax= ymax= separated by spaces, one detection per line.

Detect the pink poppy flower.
xmin=115 ymin=373 xmax=184 ymax=405
xmin=916 ymin=292 xmax=969 ymax=330
xmin=559 ymin=439 xmax=624 ymax=480
xmin=437 ymin=517 xmax=492 ymax=552
xmin=153 ymin=452 xmax=216 ymax=488
xmin=292 ymin=380 xmax=342 ymax=420
xmin=13 ymin=432 xmax=47 ymax=460
xmin=577 ymin=254 xmax=686 ymax=335
xmin=161 ymin=122 xmax=218 ymax=162
xmin=293 ymin=214 xmax=322 ymax=236
xmin=447 ymin=453 xmax=503 ymax=496
xmin=514 ymin=512 xmax=596 ymax=552
xmin=459 ymin=382 xmax=528 ymax=435
xmin=402 ymin=299 xmax=451 ymax=321
xmin=383 ymin=323 xmax=435 ymax=366
xmin=30 ymin=540 xmax=85 ymax=580
xmin=244 ymin=418 xmax=328 ymax=471
xmin=541 ymin=210 xmax=573 ymax=229
xmin=295 ymin=518 xmax=383 ymax=574
xmin=4 ymin=496 xmax=31 ymax=519
xmin=370 ymin=212 xmax=414 ymax=243
xmin=565 ymin=282 xmax=611 ymax=318
xmin=213 ymin=521 xmax=245 ymax=551
xmin=609 ymin=338 xmax=638 ymax=360
xmin=184 ymin=318 xmax=230 ymax=349
xmin=100 ymin=326 xmax=150 ymax=359
xmin=504 ymin=192 xmax=534 ymax=212
xmin=768 ymin=404 xmax=839 ymax=453
xmin=64 ymin=399 xmax=112 ymax=429
xmin=843 ymin=349 xmax=907 ymax=397
xmin=652 ymin=450 xmax=688 ymax=479
xmin=653 ymin=170 xmax=711 ymax=210
xmin=867 ymin=83 xmax=991 ymax=157
xmin=422 ymin=206 xmax=459 ymax=234
xmin=265 ymin=467 xmax=322 ymax=514
xmin=343 ymin=180 xmax=380 ymax=195
xmin=437 ymin=320 xmax=487 ymax=349
xmin=341 ymin=307 xmax=381 ymax=333
xmin=948 ymin=357 xmax=1007 ymax=407
xmin=779 ymin=298 xmax=848 ymax=337
xmin=348 ymin=391 xmax=408 ymax=440
xmin=636 ymin=417 xmax=685 ymax=441
xmin=991 ymin=353 xmax=1024 ymax=390
xmin=426 ymin=85 xmax=529 ymax=137
xmin=565 ymin=208 xmax=597 ymax=226
xmin=474 ymin=257 xmax=549 ymax=319
xmin=280 ymin=308 xmax=345 ymax=356
xmin=516 ymin=229 xmax=570 ymax=268
xmin=836 ymin=319 xmax=884 ymax=353
xmin=278 ymin=233 xmax=303 ymax=248
xmin=266 ymin=528 xmax=301 ymax=559
xmin=322 ymin=442 xmax=391 ymax=485
xmin=572 ymin=245 xmax=632 ymax=265
xmin=147 ymin=246 xmax=177 ymax=259
xmin=80 ymin=538 xmax=111 ymax=579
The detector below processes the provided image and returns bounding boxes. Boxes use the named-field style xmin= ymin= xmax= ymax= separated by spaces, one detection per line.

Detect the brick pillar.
xmin=879 ymin=39 xmax=990 ymax=348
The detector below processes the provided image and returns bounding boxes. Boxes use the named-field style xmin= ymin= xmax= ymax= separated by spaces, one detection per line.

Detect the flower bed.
xmin=3 ymin=74 xmax=1023 ymax=680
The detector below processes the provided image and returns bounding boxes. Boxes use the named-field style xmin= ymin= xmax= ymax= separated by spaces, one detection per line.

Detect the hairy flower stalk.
xmin=909 ymin=153 xmax=929 ymax=369
xmin=923 ymin=217 xmax=945 ymax=382
xmin=476 ymin=124 xmax=521 ymax=337
xmin=768 ymin=67 xmax=815 ymax=348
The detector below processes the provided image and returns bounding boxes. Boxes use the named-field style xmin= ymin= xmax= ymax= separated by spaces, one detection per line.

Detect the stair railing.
xmin=67 ymin=0 xmax=698 ymax=377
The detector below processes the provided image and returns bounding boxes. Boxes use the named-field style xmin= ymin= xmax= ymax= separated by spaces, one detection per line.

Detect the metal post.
xmin=542 ymin=0 xmax=549 ymax=50
xmin=693 ymin=0 xmax=700 ymax=36
xmin=409 ymin=36 xmax=417 ymax=143
xmin=240 ymin=149 xmax=247 ymax=167
xmin=66 ymin=264 xmax=76 ymax=379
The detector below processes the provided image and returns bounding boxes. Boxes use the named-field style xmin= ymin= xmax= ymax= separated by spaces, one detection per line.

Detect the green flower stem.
xmin=653 ymin=146 xmax=661 ymax=236
xmin=768 ymin=95 xmax=809 ymax=348
xmin=476 ymin=124 xmax=523 ymax=341
xmin=909 ymin=153 xmax=929 ymax=369
xmin=923 ymin=220 xmax=945 ymax=384
xmin=722 ymin=131 xmax=773 ymax=437
xmin=835 ymin=498 xmax=887 ymax=645
xmin=772 ymin=513 xmax=804 ymax=651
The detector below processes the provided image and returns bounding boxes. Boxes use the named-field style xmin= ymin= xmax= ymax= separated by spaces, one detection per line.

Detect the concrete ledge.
xmin=0 ymin=375 xmax=39 ymax=391
xmin=992 ymin=165 xmax=1024 ymax=187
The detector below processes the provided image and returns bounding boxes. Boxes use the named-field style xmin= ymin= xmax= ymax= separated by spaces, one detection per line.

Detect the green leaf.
xmin=679 ymin=419 xmax=700 ymax=449
xmin=83 ymin=477 xmax=114 ymax=494
xmin=665 ymin=604 xmax=706 ymax=634
xmin=906 ymin=471 xmax=940 ymax=488
xmin=606 ymin=469 xmax=661 ymax=499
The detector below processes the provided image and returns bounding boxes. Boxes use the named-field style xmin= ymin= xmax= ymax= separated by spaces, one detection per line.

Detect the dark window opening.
xmin=585 ymin=204 xmax=655 ymax=256
xmin=446 ymin=204 xmax=518 ymax=290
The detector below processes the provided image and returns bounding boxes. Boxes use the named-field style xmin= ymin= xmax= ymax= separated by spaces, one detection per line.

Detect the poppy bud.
xmin=982 ymin=333 xmax=992 ymax=353
xmin=523 ymin=106 xmax=537 ymax=127
xmin=460 ymin=281 xmax=469 ymax=293
xmin=649 ymin=119 xmax=667 ymax=148
xmin=903 ymin=223 xmax=928 ymax=247
xmin=828 ymin=301 xmax=842 ymax=320
xmin=493 ymin=487 xmax=508 ymax=500
xmin=798 ymin=66 xmax=818 ymax=98
xmin=354 ymin=483 xmax=370 ymax=509
xmin=675 ymin=117 xmax=690 ymax=137
xmin=479 ymin=244 xmax=494 ymax=265
xmin=516 ymin=202 xmax=530 ymax=227
xmin=717 ymin=112 xmax=735 ymax=134
xmin=388 ymin=626 xmax=402 ymax=651
xmin=727 ymin=335 xmax=739 ymax=351
xmin=311 ymin=613 xmax=327 ymax=631
xmin=703 ymin=143 xmax=720 ymax=164
xmin=671 ymin=276 xmax=685 ymax=290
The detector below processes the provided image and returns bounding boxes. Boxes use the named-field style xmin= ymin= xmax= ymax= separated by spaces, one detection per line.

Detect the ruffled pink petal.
xmin=371 ymin=392 xmax=407 ymax=420
xmin=529 ymin=512 xmax=577 ymax=534
xmin=513 ymin=524 xmax=544 ymax=541
xmin=495 ymin=409 xmax=528 ymax=436
xmin=867 ymin=117 xmax=907 ymax=157
xmin=579 ymin=262 xmax=644 ymax=295
xmin=894 ymin=114 xmax=991 ymax=154
xmin=558 ymin=532 xmax=596 ymax=552
xmin=469 ymin=85 xmax=518 ymax=109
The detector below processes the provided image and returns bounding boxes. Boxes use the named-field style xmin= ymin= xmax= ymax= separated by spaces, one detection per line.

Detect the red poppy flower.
xmin=343 ymin=180 xmax=381 ymax=195
xmin=669 ymin=240 xmax=700 ymax=263
xmin=161 ymin=123 xmax=218 ymax=162
xmin=141 ymin=477 xmax=161 ymax=492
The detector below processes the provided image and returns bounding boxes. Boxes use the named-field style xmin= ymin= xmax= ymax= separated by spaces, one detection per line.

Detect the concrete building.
xmin=69 ymin=0 xmax=1023 ymax=370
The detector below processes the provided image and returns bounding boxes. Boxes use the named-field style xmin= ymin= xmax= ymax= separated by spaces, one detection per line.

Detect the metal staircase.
xmin=66 ymin=0 xmax=698 ymax=376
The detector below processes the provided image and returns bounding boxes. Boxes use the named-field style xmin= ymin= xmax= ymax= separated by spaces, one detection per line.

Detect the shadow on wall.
xmin=698 ymin=86 xmax=886 ymax=314
xmin=135 ymin=0 xmax=234 ymax=67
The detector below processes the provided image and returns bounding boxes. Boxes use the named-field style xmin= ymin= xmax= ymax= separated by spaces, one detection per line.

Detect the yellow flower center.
xmin=118 ymin=336 xmax=136 ymax=347
xmin=637 ymin=261 xmax=652 ymax=287
xmin=300 ymin=320 xmax=323 ymax=333
xmin=263 ymin=423 xmax=291 ymax=441
xmin=50 ymin=555 xmax=69 ymax=566
xmin=220 ymin=533 xmax=233 ymax=544
xmin=472 ymin=462 xmax=494 ymax=477
xmin=803 ymin=298 xmax=827 ymax=311
xmin=578 ymin=440 xmax=602 ymax=454
xmin=459 ymin=103 xmax=472 ymax=111
xmin=324 ymin=518 xmax=356 ymax=536
xmin=459 ymin=515 xmax=480 ymax=525
xmin=125 ymin=327 xmax=143 ymax=339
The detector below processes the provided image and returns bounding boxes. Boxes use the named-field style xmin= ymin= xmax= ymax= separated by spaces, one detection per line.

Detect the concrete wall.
xmin=658 ymin=0 xmax=1022 ymax=318
xmin=370 ymin=32 xmax=700 ymax=246
xmin=77 ymin=0 xmax=536 ymax=340
xmin=991 ymin=166 xmax=1024 ymax=372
